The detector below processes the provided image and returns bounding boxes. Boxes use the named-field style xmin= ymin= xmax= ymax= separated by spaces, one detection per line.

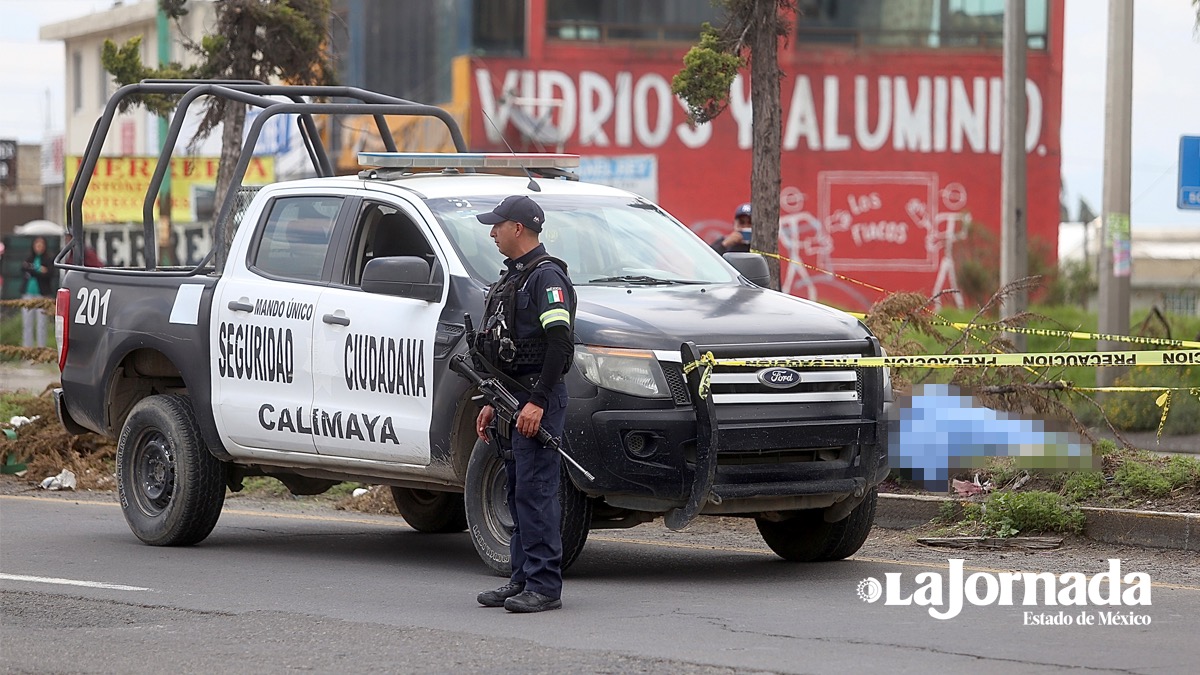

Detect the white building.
xmin=39 ymin=0 xmax=217 ymax=159
xmin=1060 ymin=220 xmax=1200 ymax=316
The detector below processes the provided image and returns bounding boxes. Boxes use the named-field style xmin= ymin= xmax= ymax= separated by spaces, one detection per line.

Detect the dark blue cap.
xmin=476 ymin=195 xmax=545 ymax=232
xmin=735 ymin=202 xmax=751 ymax=219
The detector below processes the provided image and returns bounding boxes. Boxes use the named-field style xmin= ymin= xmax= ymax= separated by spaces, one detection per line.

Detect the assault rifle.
xmin=449 ymin=351 xmax=595 ymax=482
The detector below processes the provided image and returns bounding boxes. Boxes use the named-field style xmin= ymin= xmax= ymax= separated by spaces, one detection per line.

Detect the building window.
xmin=72 ymin=51 xmax=83 ymax=112
xmin=547 ymin=0 xmax=721 ymax=43
xmin=472 ymin=0 xmax=525 ymax=56
xmin=1162 ymin=290 xmax=1199 ymax=317
xmin=796 ymin=0 xmax=1049 ymax=50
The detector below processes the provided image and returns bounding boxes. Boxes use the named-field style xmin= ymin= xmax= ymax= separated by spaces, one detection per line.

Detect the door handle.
xmin=323 ymin=313 xmax=350 ymax=326
xmin=228 ymin=300 xmax=254 ymax=313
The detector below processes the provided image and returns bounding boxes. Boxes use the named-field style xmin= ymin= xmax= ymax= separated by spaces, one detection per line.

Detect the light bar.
xmin=358 ymin=152 xmax=580 ymax=170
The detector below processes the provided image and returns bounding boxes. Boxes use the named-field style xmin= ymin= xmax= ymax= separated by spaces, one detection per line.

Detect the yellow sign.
xmin=65 ymin=156 xmax=275 ymax=224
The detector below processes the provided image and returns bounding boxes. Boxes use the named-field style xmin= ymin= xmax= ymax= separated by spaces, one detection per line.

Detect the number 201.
xmin=74 ymin=287 xmax=111 ymax=326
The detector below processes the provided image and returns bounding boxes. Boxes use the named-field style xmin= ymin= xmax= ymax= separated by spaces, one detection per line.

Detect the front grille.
xmin=707 ymin=354 xmax=861 ymax=405
xmin=717 ymin=449 xmax=821 ymax=465
xmin=661 ymin=362 xmax=692 ymax=405
xmin=686 ymin=445 xmax=848 ymax=465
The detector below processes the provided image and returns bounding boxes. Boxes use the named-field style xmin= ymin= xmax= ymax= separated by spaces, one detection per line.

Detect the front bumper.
xmin=563 ymin=365 xmax=890 ymax=524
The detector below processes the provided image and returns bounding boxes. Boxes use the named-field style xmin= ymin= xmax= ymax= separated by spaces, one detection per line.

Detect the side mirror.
xmin=362 ymin=256 xmax=443 ymax=302
xmin=723 ymin=252 xmax=771 ymax=287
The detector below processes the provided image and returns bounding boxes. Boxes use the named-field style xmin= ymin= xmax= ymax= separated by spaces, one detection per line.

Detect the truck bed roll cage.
xmin=57 ymin=80 xmax=468 ymax=276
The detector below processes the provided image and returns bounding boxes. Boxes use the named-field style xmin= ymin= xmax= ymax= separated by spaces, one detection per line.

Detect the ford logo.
xmin=757 ymin=367 xmax=802 ymax=389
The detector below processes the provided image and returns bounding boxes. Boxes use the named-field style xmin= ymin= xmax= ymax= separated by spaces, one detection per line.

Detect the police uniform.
xmin=473 ymin=196 xmax=576 ymax=612
xmin=711 ymin=202 xmax=752 ymax=255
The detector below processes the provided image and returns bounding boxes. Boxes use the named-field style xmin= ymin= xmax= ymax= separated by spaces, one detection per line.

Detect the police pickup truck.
xmin=54 ymin=82 xmax=891 ymax=573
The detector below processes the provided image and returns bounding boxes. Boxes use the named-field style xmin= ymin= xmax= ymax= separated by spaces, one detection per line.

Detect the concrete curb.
xmin=875 ymin=493 xmax=1200 ymax=553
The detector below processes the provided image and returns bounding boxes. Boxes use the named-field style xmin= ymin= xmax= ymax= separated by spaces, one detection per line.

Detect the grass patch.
xmin=978 ymin=491 xmax=1086 ymax=537
xmin=938 ymin=491 xmax=1087 ymax=537
xmin=1113 ymin=459 xmax=1172 ymax=498
xmin=1109 ymin=449 xmax=1200 ymax=499
xmin=231 ymin=476 xmax=366 ymax=500
xmin=1165 ymin=455 xmax=1200 ymax=488
xmin=235 ymin=476 xmax=291 ymax=498
xmin=1061 ymin=471 xmax=1104 ymax=503
xmin=0 ymin=392 xmax=41 ymax=422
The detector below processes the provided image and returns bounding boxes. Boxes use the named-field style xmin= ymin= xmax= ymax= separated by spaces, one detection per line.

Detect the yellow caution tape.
xmin=846 ymin=312 xmax=1200 ymax=350
xmin=730 ymin=250 xmax=1200 ymax=438
xmin=685 ymin=349 xmax=1200 ymax=371
xmin=681 ymin=351 xmax=717 ymax=399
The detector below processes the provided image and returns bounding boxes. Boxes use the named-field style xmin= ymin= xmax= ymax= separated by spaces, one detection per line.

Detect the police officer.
xmin=473 ymin=195 xmax=575 ymax=613
xmin=711 ymin=202 xmax=752 ymax=254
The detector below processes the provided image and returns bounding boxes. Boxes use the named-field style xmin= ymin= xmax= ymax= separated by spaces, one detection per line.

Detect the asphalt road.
xmin=2 ymin=493 xmax=1198 ymax=674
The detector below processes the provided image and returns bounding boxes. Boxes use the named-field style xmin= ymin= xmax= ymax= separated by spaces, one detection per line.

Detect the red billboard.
xmin=468 ymin=36 xmax=1063 ymax=310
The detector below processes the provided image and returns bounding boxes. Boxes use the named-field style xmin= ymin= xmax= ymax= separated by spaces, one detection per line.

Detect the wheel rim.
xmin=132 ymin=429 xmax=175 ymax=516
xmin=482 ymin=458 xmax=513 ymax=545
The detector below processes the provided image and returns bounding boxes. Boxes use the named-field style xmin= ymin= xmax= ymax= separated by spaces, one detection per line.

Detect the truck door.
xmin=310 ymin=201 xmax=443 ymax=465
xmin=211 ymin=195 xmax=344 ymax=456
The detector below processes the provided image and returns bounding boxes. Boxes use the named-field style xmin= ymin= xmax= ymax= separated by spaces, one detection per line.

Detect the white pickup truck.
xmin=55 ymin=82 xmax=891 ymax=573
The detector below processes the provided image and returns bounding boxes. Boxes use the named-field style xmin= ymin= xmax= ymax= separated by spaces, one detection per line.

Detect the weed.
xmin=962 ymin=502 xmax=983 ymax=523
xmin=1113 ymin=456 xmax=1174 ymax=498
xmin=236 ymin=476 xmax=290 ymax=497
xmin=982 ymin=457 xmax=1020 ymax=488
xmin=981 ymin=491 xmax=1086 ymax=537
xmin=1061 ymin=471 xmax=1103 ymax=502
xmin=936 ymin=500 xmax=962 ymax=524
xmin=0 ymin=392 xmax=40 ymax=422
xmin=1165 ymin=455 xmax=1200 ymax=490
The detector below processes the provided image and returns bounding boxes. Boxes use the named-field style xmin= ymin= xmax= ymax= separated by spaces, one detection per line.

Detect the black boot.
xmin=477 ymin=582 xmax=525 ymax=607
xmin=503 ymin=590 xmax=562 ymax=613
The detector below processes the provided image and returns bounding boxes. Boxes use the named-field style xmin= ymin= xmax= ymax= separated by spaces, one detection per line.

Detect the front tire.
xmin=464 ymin=438 xmax=592 ymax=576
xmin=390 ymin=487 xmax=467 ymax=533
xmin=116 ymin=394 xmax=225 ymax=546
xmin=755 ymin=488 xmax=878 ymax=562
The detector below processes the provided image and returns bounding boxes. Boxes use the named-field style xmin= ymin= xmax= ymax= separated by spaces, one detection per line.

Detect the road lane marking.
xmin=0 ymin=573 xmax=151 ymax=592
xmin=0 ymin=495 xmax=407 ymax=527
xmin=5 ymin=495 xmax=1198 ymax=592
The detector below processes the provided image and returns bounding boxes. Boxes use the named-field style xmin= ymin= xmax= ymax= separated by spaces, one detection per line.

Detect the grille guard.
xmin=664 ymin=341 xmax=719 ymax=531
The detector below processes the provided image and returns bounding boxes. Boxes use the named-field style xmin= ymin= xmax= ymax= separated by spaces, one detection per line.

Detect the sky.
xmin=2 ymin=0 xmax=1199 ymax=230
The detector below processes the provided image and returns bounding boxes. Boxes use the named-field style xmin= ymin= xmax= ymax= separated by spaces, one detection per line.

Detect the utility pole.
xmin=1001 ymin=0 xmax=1028 ymax=350
xmin=157 ymin=5 xmax=174 ymax=266
xmin=1098 ymin=0 xmax=1134 ymax=387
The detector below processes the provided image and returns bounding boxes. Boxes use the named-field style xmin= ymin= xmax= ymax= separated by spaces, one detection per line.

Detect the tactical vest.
xmin=475 ymin=254 xmax=574 ymax=373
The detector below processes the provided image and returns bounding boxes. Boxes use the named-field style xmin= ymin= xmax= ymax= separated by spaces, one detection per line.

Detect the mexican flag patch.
xmin=546 ymin=287 xmax=565 ymax=304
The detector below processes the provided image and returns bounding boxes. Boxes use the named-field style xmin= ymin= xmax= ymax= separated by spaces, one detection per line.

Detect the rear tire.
xmin=390 ymin=487 xmax=467 ymax=533
xmin=464 ymin=438 xmax=592 ymax=576
xmin=116 ymin=394 xmax=225 ymax=546
xmin=755 ymin=488 xmax=877 ymax=562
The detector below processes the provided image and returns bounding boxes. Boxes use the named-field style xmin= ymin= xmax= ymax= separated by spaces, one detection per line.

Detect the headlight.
xmin=574 ymin=346 xmax=671 ymax=399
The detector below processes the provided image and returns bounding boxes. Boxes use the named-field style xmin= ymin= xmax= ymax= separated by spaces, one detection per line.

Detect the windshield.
xmin=426 ymin=194 xmax=737 ymax=285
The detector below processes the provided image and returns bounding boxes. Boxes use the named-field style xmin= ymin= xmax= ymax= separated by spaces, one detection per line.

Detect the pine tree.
xmin=102 ymin=0 xmax=335 ymax=267
xmin=672 ymin=1 xmax=795 ymax=290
